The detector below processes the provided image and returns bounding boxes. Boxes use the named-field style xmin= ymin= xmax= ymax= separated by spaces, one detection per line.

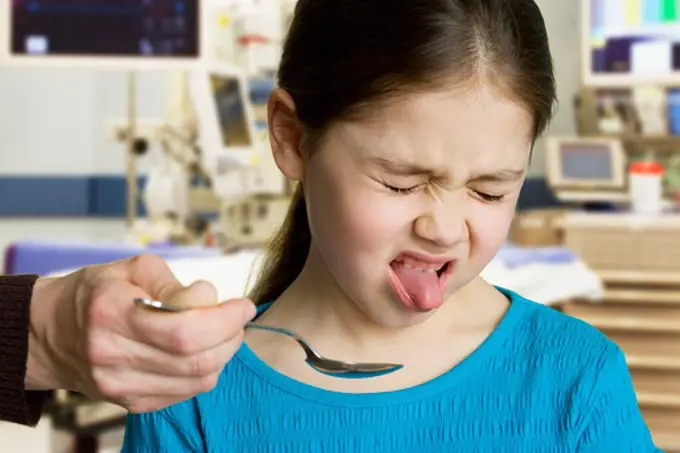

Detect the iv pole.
xmin=125 ymin=70 xmax=138 ymax=228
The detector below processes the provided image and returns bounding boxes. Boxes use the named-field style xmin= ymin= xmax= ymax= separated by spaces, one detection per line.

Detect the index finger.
xmin=129 ymin=296 xmax=256 ymax=355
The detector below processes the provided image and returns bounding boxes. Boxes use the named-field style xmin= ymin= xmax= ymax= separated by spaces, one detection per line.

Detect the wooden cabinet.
xmin=559 ymin=213 xmax=680 ymax=451
xmin=563 ymin=287 xmax=680 ymax=451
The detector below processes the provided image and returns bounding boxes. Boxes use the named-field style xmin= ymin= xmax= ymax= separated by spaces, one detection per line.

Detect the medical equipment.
xmin=1 ymin=1 xmax=294 ymax=72
xmin=2 ymin=1 xmax=293 ymax=249
xmin=134 ymin=297 xmax=404 ymax=379
xmin=190 ymin=63 xmax=285 ymax=189
xmin=117 ymin=63 xmax=289 ymax=249
xmin=546 ymin=136 xmax=628 ymax=203
xmin=231 ymin=0 xmax=285 ymax=77
xmin=191 ymin=63 xmax=260 ymax=174
xmin=582 ymin=0 xmax=680 ymax=87
xmin=1 ymin=1 xmax=215 ymax=235
xmin=546 ymin=133 xmax=680 ymax=208
xmin=0 ymin=0 xmax=206 ymax=69
xmin=111 ymin=69 xmax=216 ymax=244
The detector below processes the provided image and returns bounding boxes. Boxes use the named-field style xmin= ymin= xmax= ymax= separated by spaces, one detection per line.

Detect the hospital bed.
xmin=3 ymin=240 xmax=221 ymax=276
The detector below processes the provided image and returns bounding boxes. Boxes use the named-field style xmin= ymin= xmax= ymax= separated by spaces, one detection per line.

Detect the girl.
xmin=123 ymin=0 xmax=659 ymax=451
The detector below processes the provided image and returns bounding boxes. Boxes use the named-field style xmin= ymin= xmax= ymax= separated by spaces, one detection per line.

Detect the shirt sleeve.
xmin=121 ymin=400 xmax=206 ymax=453
xmin=0 ymin=274 xmax=48 ymax=426
xmin=575 ymin=343 xmax=662 ymax=452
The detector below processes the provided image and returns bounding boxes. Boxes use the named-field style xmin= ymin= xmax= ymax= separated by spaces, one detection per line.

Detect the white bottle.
xmin=629 ymin=161 xmax=664 ymax=215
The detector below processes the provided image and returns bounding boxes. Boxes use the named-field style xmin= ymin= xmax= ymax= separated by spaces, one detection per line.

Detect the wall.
xmin=0 ymin=67 xmax=167 ymax=173
xmin=0 ymin=1 xmax=582 ymax=216
xmin=517 ymin=0 xmax=582 ymax=209
xmin=0 ymin=67 xmax=166 ymax=215
xmin=531 ymin=0 xmax=581 ymax=177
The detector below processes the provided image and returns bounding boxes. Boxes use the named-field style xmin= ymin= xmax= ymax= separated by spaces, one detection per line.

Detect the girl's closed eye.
xmin=380 ymin=180 xmax=424 ymax=194
xmin=472 ymin=190 xmax=506 ymax=202
xmin=381 ymin=179 xmax=506 ymax=202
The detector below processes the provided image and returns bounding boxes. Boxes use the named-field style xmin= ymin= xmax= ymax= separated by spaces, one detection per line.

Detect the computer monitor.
xmin=0 ymin=0 xmax=205 ymax=69
xmin=546 ymin=136 xmax=626 ymax=192
xmin=190 ymin=63 xmax=259 ymax=177
xmin=583 ymin=0 xmax=680 ymax=87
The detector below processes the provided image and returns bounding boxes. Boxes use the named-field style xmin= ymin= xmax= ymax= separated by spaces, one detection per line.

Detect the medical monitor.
xmin=546 ymin=136 xmax=626 ymax=193
xmin=583 ymin=0 xmax=680 ymax=87
xmin=1 ymin=0 xmax=204 ymax=69
xmin=191 ymin=63 xmax=258 ymax=176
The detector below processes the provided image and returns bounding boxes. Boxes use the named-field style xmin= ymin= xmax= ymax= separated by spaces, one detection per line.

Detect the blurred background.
xmin=1 ymin=0 xmax=679 ymax=451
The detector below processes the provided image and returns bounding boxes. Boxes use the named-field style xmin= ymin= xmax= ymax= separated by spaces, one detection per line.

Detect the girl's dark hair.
xmin=249 ymin=0 xmax=556 ymax=304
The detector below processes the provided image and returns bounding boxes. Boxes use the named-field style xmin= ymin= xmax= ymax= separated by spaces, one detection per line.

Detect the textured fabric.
xmin=122 ymin=288 xmax=660 ymax=452
xmin=0 ymin=274 xmax=47 ymax=426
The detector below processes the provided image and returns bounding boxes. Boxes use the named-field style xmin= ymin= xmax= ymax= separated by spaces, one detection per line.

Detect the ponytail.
xmin=248 ymin=184 xmax=311 ymax=305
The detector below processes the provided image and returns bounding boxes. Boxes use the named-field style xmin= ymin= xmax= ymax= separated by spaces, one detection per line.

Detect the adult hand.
xmin=26 ymin=254 xmax=256 ymax=413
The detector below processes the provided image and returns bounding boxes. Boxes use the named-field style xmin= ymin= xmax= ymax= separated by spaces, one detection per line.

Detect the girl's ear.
xmin=267 ymin=88 xmax=304 ymax=180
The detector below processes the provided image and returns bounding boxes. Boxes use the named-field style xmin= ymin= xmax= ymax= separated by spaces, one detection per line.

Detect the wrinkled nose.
xmin=413 ymin=200 xmax=468 ymax=249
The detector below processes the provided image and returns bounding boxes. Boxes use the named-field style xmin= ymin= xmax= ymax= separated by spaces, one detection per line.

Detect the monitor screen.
xmin=587 ymin=0 xmax=680 ymax=79
xmin=10 ymin=0 xmax=199 ymax=58
xmin=210 ymin=74 xmax=252 ymax=149
xmin=559 ymin=143 xmax=614 ymax=181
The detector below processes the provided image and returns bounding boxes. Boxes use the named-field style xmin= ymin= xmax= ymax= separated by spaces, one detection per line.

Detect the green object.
xmin=662 ymin=0 xmax=677 ymax=21
xmin=665 ymin=155 xmax=680 ymax=190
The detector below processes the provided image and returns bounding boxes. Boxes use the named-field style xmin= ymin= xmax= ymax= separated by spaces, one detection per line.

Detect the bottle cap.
xmin=629 ymin=161 xmax=664 ymax=175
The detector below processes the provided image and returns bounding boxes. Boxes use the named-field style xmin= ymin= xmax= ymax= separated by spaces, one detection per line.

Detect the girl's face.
xmin=271 ymin=84 xmax=534 ymax=327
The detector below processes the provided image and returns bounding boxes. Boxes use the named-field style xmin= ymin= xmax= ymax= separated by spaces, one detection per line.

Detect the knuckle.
xmin=170 ymin=324 xmax=196 ymax=355
xmin=88 ymin=293 xmax=117 ymax=328
xmin=89 ymin=333 xmax=134 ymax=368
xmin=87 ymin=333 xmax=113 ymax=366
xmin=95 ymin=375 xmax=126 ymax=399
xmin=132 ymin=253 xmax=166 ymax=271
xmin=190 ymin=352 xmax=213 ymax=377
xmin=197 ymin=373 xmax=220 ymax=393
xmin=76 ymin=265 xmax=98 ymax=287
xmin=192 ymin=349 xmax=225 ymax=377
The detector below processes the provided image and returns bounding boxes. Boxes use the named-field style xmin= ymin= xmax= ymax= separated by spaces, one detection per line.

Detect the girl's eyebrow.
xmin=368 ymin=156 xmax=438 ymax=177
xmin=368 ymin=156 xmax=525 ymax=183
xmin=469 ymin=169 xmax=526 ymax=183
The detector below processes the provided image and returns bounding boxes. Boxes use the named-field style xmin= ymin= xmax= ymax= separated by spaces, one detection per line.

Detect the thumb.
xmin=126 ymin=254 xmax=186 ymax=303
xmin=168 ymin=279 xmax=220 ymax=309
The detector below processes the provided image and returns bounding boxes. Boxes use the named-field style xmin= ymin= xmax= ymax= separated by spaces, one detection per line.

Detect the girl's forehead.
xmin=325 ymin=86 xmax=534 ymax=172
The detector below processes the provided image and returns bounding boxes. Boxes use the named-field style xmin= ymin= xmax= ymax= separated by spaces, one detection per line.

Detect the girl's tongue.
xmin=388 ymin=261 xmax=444 ymax=311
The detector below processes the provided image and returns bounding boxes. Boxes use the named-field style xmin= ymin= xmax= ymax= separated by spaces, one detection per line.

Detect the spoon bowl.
xmin=133 ymin=298 xmax=403 ymax=379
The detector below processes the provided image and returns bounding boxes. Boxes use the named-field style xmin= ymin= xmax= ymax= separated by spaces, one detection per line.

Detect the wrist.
xmin=26 ymin=276 xmax=78 ymax=391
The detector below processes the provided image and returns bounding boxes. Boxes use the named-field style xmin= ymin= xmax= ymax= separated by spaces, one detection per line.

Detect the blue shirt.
xmin=121 ymin=288 xmax=660 ymax=452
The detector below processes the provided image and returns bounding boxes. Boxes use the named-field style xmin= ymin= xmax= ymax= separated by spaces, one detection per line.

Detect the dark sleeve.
xmin=0 ymin=274 xmax=49 ymax=426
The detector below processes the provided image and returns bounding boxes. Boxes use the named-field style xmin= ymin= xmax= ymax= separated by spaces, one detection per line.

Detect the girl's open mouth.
xmin=387 ymin=256 xmax=456 ymax=312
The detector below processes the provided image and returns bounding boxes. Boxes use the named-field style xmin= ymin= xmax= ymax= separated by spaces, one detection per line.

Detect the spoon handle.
xmin=245 ymin=323 xmax=321 ymax=360
xmin=133 ymin=297 xmax=403 ymax=379
xmin=246 ymin=323 xmax=296 ymax=338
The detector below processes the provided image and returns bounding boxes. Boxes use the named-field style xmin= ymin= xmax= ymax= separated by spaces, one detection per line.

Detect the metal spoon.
xmin=133 ymin=298 xmax=403 ymax=379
